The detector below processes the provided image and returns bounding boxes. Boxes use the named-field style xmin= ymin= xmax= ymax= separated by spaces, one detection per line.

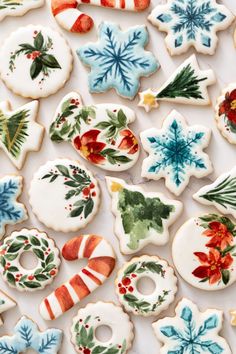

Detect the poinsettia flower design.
xmin=192 ymin=248 xmax=233 ymax=284
xmin=203 ymin=221 xmax=233 ymax=249
xmin=118 ymin=129 xmax=138 ymax=154
xmin=219 ymin=89 xmax=236 ymax=124
xmin=73 ymin=130 xmax=105 ymax=164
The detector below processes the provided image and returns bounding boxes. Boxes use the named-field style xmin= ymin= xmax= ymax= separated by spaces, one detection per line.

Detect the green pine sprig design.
xmin=0 ymin=0 xmax=22 ymax=10
xmin=95 ymin=109 xmax=128 ymax=140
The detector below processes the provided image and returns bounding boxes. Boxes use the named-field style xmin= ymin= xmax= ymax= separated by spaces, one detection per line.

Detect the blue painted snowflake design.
xmin=153 ymin=298 xmax=231 ymax=354
xmin=0 ymin=316 xmax=62 ymax=354
xmin=0 ymin=176 xmax=27 ymax=238
xmin=77 ymin=22 xmax=159 ymax=99
xmin=140 ymin=110 xmax=212 ymax=196
xmin=149 ymin=0 xmax=234 ymax=55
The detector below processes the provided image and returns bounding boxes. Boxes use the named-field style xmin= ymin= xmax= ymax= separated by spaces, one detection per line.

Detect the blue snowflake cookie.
xmin=77 ymin=22 xmax=159 ymax=99
xmin=149 ymin=0 xmax=234 ymax=55
xmin=0 ymin=316 xmax=62 ymax=353
xmin=140 ymin=110 xmax=212 ymax=196
xmin=153 ymin=298 xmax=231 ymax=354
xmin=0 ymin=176 xmax=27 ymax=238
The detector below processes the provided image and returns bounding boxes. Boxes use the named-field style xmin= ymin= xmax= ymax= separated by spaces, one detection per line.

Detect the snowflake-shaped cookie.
xmin=140 ymin=110 xmax=212 ymax=196
xmin=77 ymin=22 xmax=159 ymax=99
xmin=153 ymin=298 xmax=231 ymax=354
xmin=149 ymin=0 xmax=234 ymax=55
xmin=0 ymin=316 xmax=62 ymax=353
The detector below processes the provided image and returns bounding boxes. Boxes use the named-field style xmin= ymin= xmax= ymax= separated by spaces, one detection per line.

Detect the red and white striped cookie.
xmin=39 ymin=234 xmax=116 ymax=320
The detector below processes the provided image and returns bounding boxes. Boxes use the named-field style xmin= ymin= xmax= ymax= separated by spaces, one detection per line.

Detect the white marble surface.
xmin=0 ymin=0 xmax=236 ymax=353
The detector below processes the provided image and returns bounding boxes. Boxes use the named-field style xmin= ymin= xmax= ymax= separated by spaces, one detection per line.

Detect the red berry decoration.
xmin=122 ymin=277 xmax=131 ymax=286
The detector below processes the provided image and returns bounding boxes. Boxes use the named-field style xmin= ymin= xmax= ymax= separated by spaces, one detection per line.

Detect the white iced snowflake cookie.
xmin=50 ymin=92 xmax=139 ymax=171
xmin=0 ymin=228 xmax=60 ymax=292
xmin=0 ymin=100 xmax=44 ymax=169
xmin=173 ymin=214 xmax=236 ymax=291
xmin=148 ymin=0 xmax=234 ymax=56
xmin=0 ymin=0 xmax=44 ymax=21
xmin=0 ymin=290 xmax=16 ymax=326
xmin=0 ymin=25 xmax=73 ymax=99
xmin=138 ymin=55 xmax=215 ymax=112
xmin=115 ymin=255 xmax=177 ymax=317
xmin=193 ymin=166 xmax=236 ymax=219
xmin=71 ymin=302 xmax=134 ymax=354
xmin=29 ymin=159 xmax=100 ymax=232
xmin=106 ymin=177 xmax=182 ymax=254
xmin=153 ymin=298 xmax=232 ymax=354
xmin=140 ymin=110 xmax=212 ymax=196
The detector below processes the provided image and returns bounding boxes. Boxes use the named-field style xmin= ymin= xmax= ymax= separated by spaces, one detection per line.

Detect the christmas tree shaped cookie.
xmin=0 ymin=290 xmax=16 ymax=326
xmin=106 ymin=177 xmax=182 ymax=254
xmin=139 ymin=55 xmax=215 ymax=112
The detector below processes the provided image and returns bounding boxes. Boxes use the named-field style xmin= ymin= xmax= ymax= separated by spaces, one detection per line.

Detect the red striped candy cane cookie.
xmin=39 ymin=234 xmax=116 ymax=320
xmin=51 ymin=0 xmax=150 ymax=33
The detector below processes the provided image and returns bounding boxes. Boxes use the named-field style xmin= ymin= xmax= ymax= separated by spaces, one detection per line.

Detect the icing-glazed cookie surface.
xmin=115 ymin=255 xmax=177 ymax=316
xmin=0 ymin=290 xmax=16 ymax=326
xmin=173 ymin=214 xmax=236 ymax=290
xmin=71 ymin=302 xmax=134 ymax=354
xmin=0 ymin=0 xmax=44 ymax=21
xmin=29 ymin=159 xmax=100 ymax=232
xmin=106 ymin=177 xmax=182 ymax=254
xmin=50 ymin=92 xmax=139 ymax=171
xmin=0 ymin=25 xmax=73 ymax=98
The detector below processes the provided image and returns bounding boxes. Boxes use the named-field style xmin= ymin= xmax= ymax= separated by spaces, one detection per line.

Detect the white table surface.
xmin=0 ymin=0 xmax=236 ymax=353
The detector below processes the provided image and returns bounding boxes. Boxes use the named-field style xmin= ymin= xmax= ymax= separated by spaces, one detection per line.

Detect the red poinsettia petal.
xmin=87 ymin=153 xmax=105 ymax=164
xmin=229 ymin=89 xmax=236 ymax=101
xmin=193 ymin=252 xmax=209 ymax=264
xmin=192 ymin=266 xmax=209 ymax=279
xmin=209 ymin=221 xmax=221 ymax=231
xmin=128 ymin=144 xmax=139 ymax=154
xmin=73 ymin=135 xmax=82 ymax=150
xmin=86 ymin=141 xmax=106 ymax=154
xmin=205 ymin=236 xmax=219 ymax=248
xmin=203 ymin=229 xmax=215 ymax=238
xmin=227 ymin=110 xmax=236 ymax=124
xmin=221 ymin=253 xmax=234 ymax=269
xmin=81 ymin=129 xmax=101 ymax=145
xmin=209 ymin=269 xmax=222 ymax=284
xmin=118 ymin=136 xmax=134 ymax=150
xmin=120 ymin=129 xmax=132 ymax=137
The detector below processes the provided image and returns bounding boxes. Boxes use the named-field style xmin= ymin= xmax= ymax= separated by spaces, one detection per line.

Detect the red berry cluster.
xmin=26 ymin=51 xmax=41 ymax=60
xmin=82 ymin=183 xmax=96 ymax=198
xmin=118 ymin=274 xmax=137 ymax=294
xmin=70 ymin=98 xmax=80 ymax=106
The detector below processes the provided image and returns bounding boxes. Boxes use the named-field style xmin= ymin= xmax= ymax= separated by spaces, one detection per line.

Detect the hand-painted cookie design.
xmin=0 ymin=25 xmax=73 ymax=99
xmin=0 ymin=176 xmax=27 ymax=239
xmin=0 ymin=316 xmax=62 ymax=353
xmin=29 ymin=159 xmax=100 ymax=232
xmin=140 ymin=110 xmax=212 ymax=196
xmin=230 ymin=310 xmax=236 ymax=326
xmin=0 ymin=228 xmax=60 ymax=292
xmin=138 ymin=55 xmax=215 ymax=111
xmin=194 ymin=166 xmax=236 ymax=219
xmin=0 ymin=100 xmax=44 ymax=169
xmin=115 ymin=255 xmax=177 ymax=316
xmin=215 ymin=83 xmax=236 ymax=144
xmin=50 ymin=92 xmax=139 ymax=171
xmin=173 ymin=214 xmax=236 ymax=290
xmin=148 ymin=0 xmax=234 ymax=56
xmin=51 ymin=0 xmax=150 ymax=34
xmin=40 ymin=235 xmax=116 ymax=320
xmin=0 ymin=0 xmax=44 ymax=21
xmin=0 ymin=290 xmax=16 ymax=326
xmin=106 ymin=177 xmax=182 ymax=254
xmin=71 ymin=302 xmax=134 ymax=354
xmin=77 ymin=22 xmax=159 ymax=99
xmin=153 ymin=298 xmax=231 ymax=354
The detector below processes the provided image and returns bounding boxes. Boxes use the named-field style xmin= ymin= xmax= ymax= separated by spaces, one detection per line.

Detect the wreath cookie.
xmin=71 ymin=302 xmax=134 ymax=354
xmin=0 ymin=228 xmax=60 ymax=291
xmin=115 ymin=255 xmax=177 ymax=317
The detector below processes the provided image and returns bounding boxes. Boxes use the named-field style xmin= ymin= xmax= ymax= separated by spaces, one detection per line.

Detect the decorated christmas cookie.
xmin=29 ymin=159 xmax=100 ymax=232
xmin=51 ymin=0 xmax=150 ymax=34
xmin=0 ymin=228 xmax=60 ymax=292
xmin=0 ymin=290 xmax=16 ymax=326
xmin=153 ymin=298 xmax=231 ymax=354
xmin=148 ymin=0 xmax=234 ymax=56
xmin=194 ymin=166 xmax=236 ymax=219
xmin=172 ymin=214 xmax=236 ymax=291
xmin=0 ymin=0 xmax=44 ymax=21
xmin=50 ymin=92 xmax=139 ymax=171
xmin=71 ymin=302 xmax=134 ymax=354
xmin=140 ymin=110 xmax=212 ymax=196
xmin=115 ymin=255 xmax=177 ymax=316
xmin=0 ymin=25 xmax=73 ymax=99
xmin=0 ymin=100 xmax=44 ymax=169
xmin=0 ymin=175 xmax=27 ymax=239
xmin=215 ymin=83 xmax=236 ymax=144
xmin=77 ymin=22 xmax=159 ymax=99
xmin=138 ymin=55 xmax=215 ymax=112
xmin=230 ymin=310 xmax=236 ymax=326
xmin=40 ymin=235 xmax=116 ymax=320
xmin=106 ymin=177 xmax=183 ymax=254
xmin=0 ymin=316 xmax=62 ymax=353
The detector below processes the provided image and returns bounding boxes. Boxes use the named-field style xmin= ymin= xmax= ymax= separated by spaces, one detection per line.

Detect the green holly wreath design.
xmin=0 ymin=0 xmax=22 ymax=9
xmin=0 ymin=234 xmax=58 ymax=290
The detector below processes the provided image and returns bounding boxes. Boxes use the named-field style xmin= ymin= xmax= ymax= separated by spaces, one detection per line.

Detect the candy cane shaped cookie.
xmin=51 ymin=0 xmax=150 ymax=33
xmin=40 ymin=234 xmax=116 ymax=320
